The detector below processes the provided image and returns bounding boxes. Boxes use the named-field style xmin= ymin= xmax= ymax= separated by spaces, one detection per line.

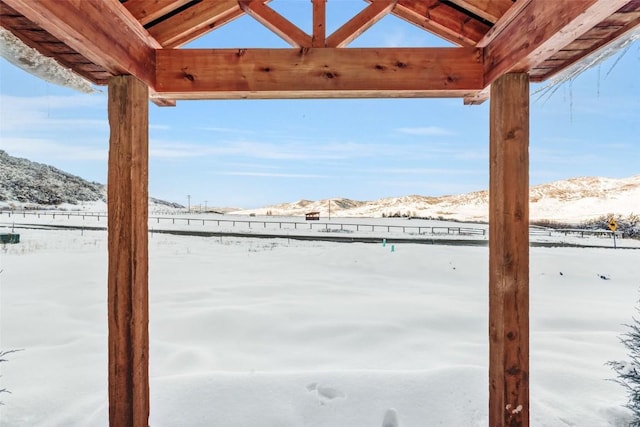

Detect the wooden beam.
xmin=165 ymin=9 xmax=245 ymax=49
xmin=239 ymin=0 xmax=312 ymax=47
xmin=3 ymin=0 xmax=158 ymax=88
xmin=476 ymin=0 xmax=531 ymax=48
xmin=463 ymin=85 xmax=490 ymax=105
xmin=447 ymin=0 xmax=513 ymax=24
xmin=489 ymin=72 xmax=529 ymax=427
xmin=311 ymin=0 xmax=326 ymax=48
xmin=150 ymin=97 xmax=177 ymax=107
xmin=154 ymin=47 xmax=483 ymax=99
xmin=388 ymin=0 xmax=490 ymax=47
xmin=147 ymin=0 xmax=240 ymax=48
xmin=326 ymin=0 xmax=396 ymax=47
xmin=532 ymin=15 xmax=640 ymax=82
xmin=107 ymin=75 xmax=149 ymax=427
xmin=123 ymin=0 xmax=192 ymax=26
xmin=483 ymin=0 xmax=631 ymax=85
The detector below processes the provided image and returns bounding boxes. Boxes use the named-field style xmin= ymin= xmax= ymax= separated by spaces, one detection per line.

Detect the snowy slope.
xmin=1 ymin=150 xmax=636 ymax=222
xmin=0 ymin=150 xmax=183 ymax=210
xmin=234 ymin=175 xmax=640 ymax=223
xmin=0 ymin=149 xmax=104 ymax=206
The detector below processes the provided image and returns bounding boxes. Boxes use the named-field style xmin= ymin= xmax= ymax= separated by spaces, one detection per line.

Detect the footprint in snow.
xmin=306 ymin=382 xmax=346 ymax=404
xmin=382 ymin=408 xmax=400 ymax=427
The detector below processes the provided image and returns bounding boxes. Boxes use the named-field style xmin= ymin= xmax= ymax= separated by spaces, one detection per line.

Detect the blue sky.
xmin=1 ymin=3 xmax=639 ymax=209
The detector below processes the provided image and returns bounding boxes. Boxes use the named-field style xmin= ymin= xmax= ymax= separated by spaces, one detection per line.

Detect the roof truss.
xmin=1 ymin=0 xmax=639 ymax=104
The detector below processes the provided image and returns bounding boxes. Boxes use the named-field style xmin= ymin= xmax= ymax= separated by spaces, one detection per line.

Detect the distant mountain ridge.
xmin=0 ymin=150 xmax=183 ymax=209
xmin=1 ymin=150 xmax=636 ymax=222
xmin=234 ymin=175 xmax=640 ymax=223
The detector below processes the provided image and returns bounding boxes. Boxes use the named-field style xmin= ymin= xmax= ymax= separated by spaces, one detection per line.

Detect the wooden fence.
xmin=0 ymin=210 xmax=621 ymax=238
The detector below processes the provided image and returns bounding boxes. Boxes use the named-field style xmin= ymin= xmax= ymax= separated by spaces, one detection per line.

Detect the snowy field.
xmin=1 ymin=225 xmax=639 ymax=426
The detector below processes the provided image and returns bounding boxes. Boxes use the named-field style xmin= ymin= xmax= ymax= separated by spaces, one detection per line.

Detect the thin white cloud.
xmin=0 ymin=93 xmax=105 ymax=110
xmin=381 ymin=29 xmax=407 ymax=48
xmin=198 ymin=126 xmax=255 ymax=134
xmin=1 ymin=137 xmax=107 ymax=160
xmin=379 ymin=168 xmax=485 ymax=175
xmin=0 ymin=94 xmax=107 ymax=132
xmin=215 ymin=171 xmax=327 ymax=178
xmin=530 ymin=147 xmax=600 ymax=164
xmin=148 ymin=139 xmax=392 ymax=161
xmin=396 ymin=127 xmax=455 ymax=136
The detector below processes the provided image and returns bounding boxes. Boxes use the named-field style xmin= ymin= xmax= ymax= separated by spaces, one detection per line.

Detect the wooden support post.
xmin=108 ymin=75 xmax=149 ymax=427
xmin=489 ymin=72 xmax=529 ymax=427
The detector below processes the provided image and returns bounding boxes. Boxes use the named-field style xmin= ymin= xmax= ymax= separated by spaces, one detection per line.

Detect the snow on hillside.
xmin=0 ymin=149 xmax=104 ymax=206
xmin=0 ymin=150 xmax=183 ymax=211
xmin=233 ymin=175 xmax=640 ymax=223
xmin=1 ymin=150 xmax=636 ymax=223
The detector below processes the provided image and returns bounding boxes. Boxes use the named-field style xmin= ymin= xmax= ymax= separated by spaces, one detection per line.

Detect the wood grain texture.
xmin=155 ymin=47 xmax=483 ymax=99
xmin=148 ymin=0 xmax=240 ymax=47
xmin=531 ymin=12 xmax=640 ymax=82
xmin=447 ymin=0 xmax=513 ymax=23
xmin=311 ymin=0 xmax=326 ymax=47
xmin=326 ymin=0 xmax=396 ymax=47
xmin=124 ymin=0 xmax=191 ymax=26
xmin=239 ymin=0 xmax=311 ymax=47
xmin=3 ymin=0 xmax=158 ymax=87
xmin=108 ymin=75 xmax=149 ymax=427
xmin=483 ymin=0 xmax=630 ymax=84
xmin=389 ymin=0 xmax=490 ymax=47
xmin=489 ymin=73 xmax=530 ymax=427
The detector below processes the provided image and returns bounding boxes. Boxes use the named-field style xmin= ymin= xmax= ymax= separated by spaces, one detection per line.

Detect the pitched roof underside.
xmin=1 ymin=0 xmax=639 ymax=104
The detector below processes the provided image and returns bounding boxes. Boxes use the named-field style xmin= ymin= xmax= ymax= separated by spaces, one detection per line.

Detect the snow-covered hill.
xmin=0 ymin=150 xmax=183 ymax=210
xmin=1 ymin=150 xmax=636 ymax=222
xmin=233 ymin=175 xmax=640 ymax=223
xmin=0 ymin=149 xmax=104 ymax=206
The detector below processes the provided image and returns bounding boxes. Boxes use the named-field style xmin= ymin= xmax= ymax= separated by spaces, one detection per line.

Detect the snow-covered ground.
xmin=1 ymin=223 xmax=639 ymax=426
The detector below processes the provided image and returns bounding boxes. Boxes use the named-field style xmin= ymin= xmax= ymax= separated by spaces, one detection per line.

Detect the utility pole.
xmin=187 ymin=194 xmax=191 ymax=213
xmin=328 ymin=199 xmax=331 ymax=220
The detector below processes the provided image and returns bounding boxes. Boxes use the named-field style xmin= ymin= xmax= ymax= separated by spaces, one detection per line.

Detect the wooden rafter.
xmin=239 ymin=0 xmax=312 ymax=48
xmin=311 ymin=0 xmax=326 ymax=47
xmin=147 ymin=0 xmax=241 ymax=48
xmin=388 ymin=0 xmax=490 ymax=47
xmin=483 ymin=0 xmax=631 ymax=85
xmin=123 ymin=0 xmax=191 ymax=26
xmin=326 ymin=0 xmax=396 ymax=48
xmin=447 ymin=0 xmax=513 ymax=24
xmin=532 ymin=10 xmax=640 ymax=81
xmin=168 ymin=9 xmax=246 ymax=49
xmin=476 ymin=0 xmax=530 ymax=48
xmin=154 ymin=47 xmax=483 ymax=99
xmin=3 ymin=0 xmax=159 ymax=88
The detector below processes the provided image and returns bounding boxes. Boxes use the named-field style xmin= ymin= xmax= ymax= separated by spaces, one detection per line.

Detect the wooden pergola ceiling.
xmin=1 ymin=0 xmax=639 ymax=104
xmin=2 ymin=3 xmax=639 ymax=427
